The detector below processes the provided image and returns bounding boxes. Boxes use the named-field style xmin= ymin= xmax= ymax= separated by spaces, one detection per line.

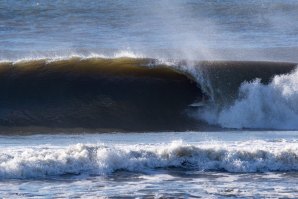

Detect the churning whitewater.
xmin=1 ymin=140 xmax=298 ymax=179
xmin=203 ymin=68 xmax=298 ymax=129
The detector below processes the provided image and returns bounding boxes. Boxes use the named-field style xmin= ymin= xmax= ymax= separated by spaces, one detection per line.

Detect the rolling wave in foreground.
xmin=0 ymin=54 xmax=297 ymax=132
xmin=1 ymin=140 xmax=298 ymax=179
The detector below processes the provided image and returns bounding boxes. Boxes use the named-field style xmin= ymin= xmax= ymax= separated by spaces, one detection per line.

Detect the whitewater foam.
xmin=1 ymin=140 xmax=298 ymax=179
xmin=198 ymin=66 xmax=298 ymax=130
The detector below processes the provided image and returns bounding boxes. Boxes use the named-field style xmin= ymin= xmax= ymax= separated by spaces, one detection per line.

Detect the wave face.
xmin=1 ymin=140 xmax=298 ymax=179
xmin=0 ymin=58 xmax=201 ymax=132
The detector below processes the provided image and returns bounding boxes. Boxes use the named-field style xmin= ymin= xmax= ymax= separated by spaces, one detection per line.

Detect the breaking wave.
xmin=1 ymin=140 xmax=298 ymax=179
xmin=0 ymin=54 xmax=296 ymax=132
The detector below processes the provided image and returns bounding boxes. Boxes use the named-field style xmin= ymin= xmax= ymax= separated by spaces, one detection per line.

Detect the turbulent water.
xmin=1 ymin=0 xmax=298 ymax=198
xmin=1 ymin=132 xmax=298 ymax=198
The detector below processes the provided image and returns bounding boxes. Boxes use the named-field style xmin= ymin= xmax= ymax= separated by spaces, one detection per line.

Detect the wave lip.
xmin=1 ymin=141 xmax=298 ymax=179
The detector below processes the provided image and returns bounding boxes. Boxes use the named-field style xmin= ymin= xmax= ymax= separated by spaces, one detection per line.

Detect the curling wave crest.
xmin=1 ymin=140 xmax=298 ymax=179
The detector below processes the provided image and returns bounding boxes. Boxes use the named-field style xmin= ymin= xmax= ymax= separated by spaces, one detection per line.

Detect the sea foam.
xmin=0 ymin=140 xmax=298 ymax=179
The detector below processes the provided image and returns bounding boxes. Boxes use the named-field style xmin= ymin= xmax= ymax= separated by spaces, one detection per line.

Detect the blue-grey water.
xmin=1 ymin=0 xmax=298 ymax=61
xmin=1 ymin=0 xmax=298 ymax=198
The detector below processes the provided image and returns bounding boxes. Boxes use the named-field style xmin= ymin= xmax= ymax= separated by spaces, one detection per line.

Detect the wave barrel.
xmin=0 ymin=58 xmax=201 ymax=132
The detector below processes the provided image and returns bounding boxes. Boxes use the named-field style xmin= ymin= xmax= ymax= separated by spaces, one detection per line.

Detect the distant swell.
xmin=1 ymin=140 xmax=298 ymax=179
xmin=0 ymin=57 xmax=296 ymax=132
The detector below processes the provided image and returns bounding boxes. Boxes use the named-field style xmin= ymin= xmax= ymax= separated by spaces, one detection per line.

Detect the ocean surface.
xmin=1 ymin=0 xmax=298 ymax=198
